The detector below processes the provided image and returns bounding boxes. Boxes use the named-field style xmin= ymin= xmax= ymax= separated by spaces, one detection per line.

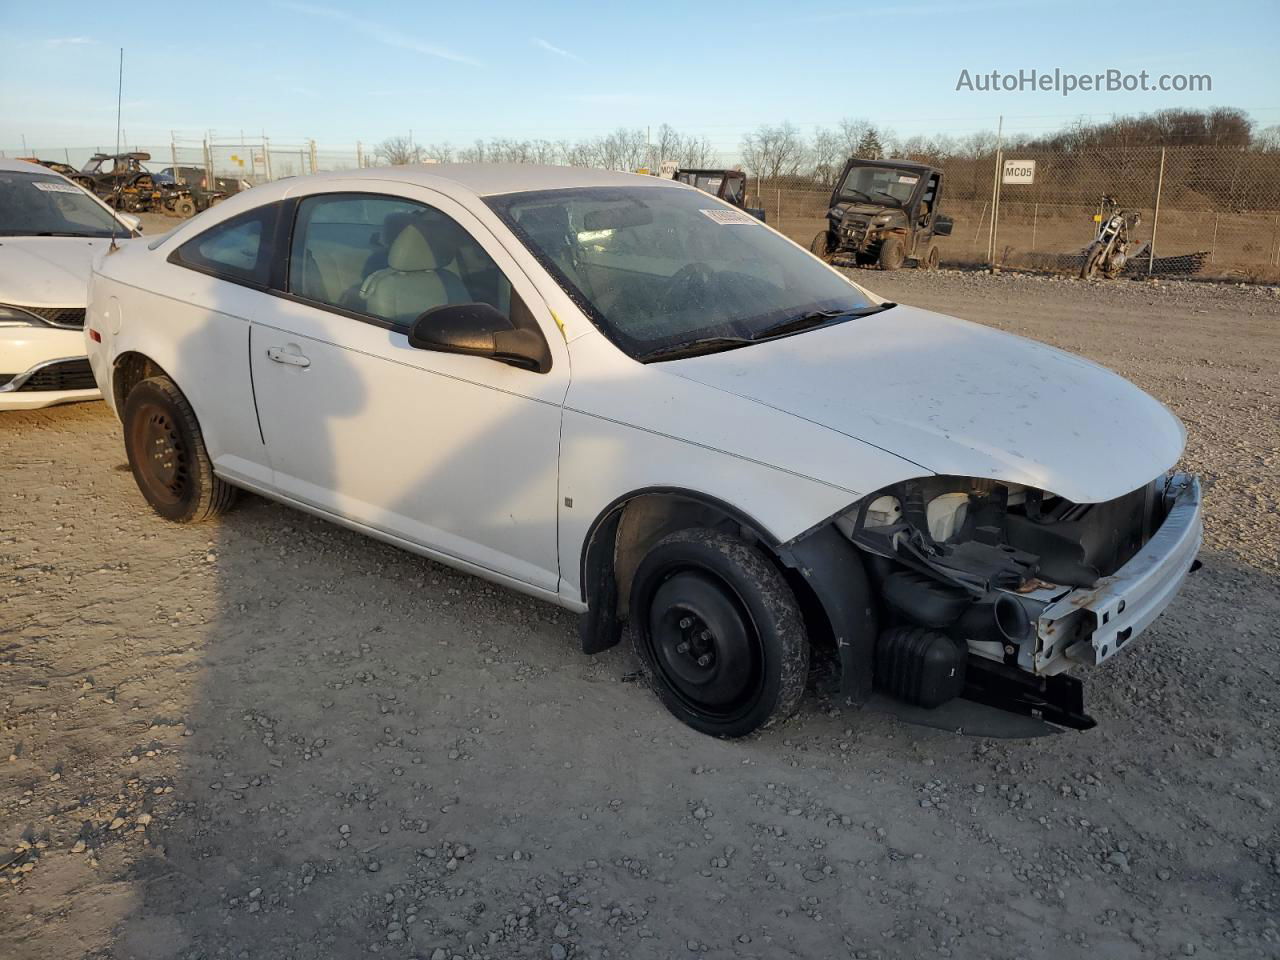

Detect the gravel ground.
xmin=2 ymin=271 xmax=1278 ymax=959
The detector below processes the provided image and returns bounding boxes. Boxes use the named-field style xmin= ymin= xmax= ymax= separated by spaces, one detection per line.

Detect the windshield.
xmin=837 ymin=165 xmax=921 ymax=206
xmin=486 ymin=186 xmax=873 ymax=359
xmin=0 ymin=172 xmax=120 ymax=238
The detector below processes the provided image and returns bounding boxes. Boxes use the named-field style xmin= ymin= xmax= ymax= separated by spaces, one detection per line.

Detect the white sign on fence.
xmin=1002 ymin=159 xmax=1035 ymax=184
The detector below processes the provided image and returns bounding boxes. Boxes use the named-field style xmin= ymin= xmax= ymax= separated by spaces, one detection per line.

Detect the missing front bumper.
xmin=1033 ymin=473 xmax=1202 ymax=674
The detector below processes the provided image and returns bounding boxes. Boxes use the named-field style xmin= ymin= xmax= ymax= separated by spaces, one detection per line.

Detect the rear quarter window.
xmin=170 ymin=204 xmax=279 ymax=288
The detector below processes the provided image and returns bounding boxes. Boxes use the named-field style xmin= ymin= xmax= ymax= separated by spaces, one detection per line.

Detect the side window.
xmin=288 ymin=192 xmax=514 ymax=329
xmin=171 ymin=204 xmax=278 ymax=287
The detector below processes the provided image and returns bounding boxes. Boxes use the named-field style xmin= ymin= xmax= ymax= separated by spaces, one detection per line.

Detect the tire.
xmin=809 ymin=230 xmax=831 ymax=260
xmin=1080 ymin=241 xmax=1105 ymax=280
xmin=629 ymin=528 xmax=808 ymax=737
xmin=920 ymin=245 xmax=940 ymax=270
xmin=878 ymin=236 xmax=905 ymax=270
xmin=174 ymin=197 xmax=196 ymax=218
xmin=123 ymin=376 xmax=236 ymax=523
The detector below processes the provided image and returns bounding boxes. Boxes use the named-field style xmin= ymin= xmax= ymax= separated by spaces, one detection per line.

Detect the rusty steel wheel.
xmin=123 ymin=376 xmax=236 ymax=523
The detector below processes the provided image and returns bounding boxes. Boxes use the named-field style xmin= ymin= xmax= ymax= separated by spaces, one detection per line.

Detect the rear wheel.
xmin=629 ymin=528 xmax=808 ymax=737
xmin=174 ymin=197 xmax=196 ymax=218
xmin=123 ymin=376 xmax=236 ymax=523
xmin=920 ymin=245 xmax=940 ymax=270
xmin=878 ymin=236 xmax=905 ymax=270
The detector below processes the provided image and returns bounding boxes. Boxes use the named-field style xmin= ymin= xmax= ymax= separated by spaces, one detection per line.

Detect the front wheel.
xmin=878 ymin=236 xmax=905 ymax=270
xmin=809 ymin=230 xmax=831 ymax=260
xmin=920 ymin=245 xmax=940 ymax=270
xmin=174 ymin=197 xmax=196 ymax=218
xmin=1080 ymin=241 xmax=1106 ymax=280
xmin=123 ymin=376 xmax=237 ymax=523
xmin=629 ymin=528 xmax=808 ymax=737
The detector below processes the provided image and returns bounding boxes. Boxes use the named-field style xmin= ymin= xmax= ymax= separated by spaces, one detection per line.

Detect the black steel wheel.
xmin=630 ymin=528 xmax=808 ymax=737
xmin=123 ymin=376 xmax=236 ymax=523
xmin=174 ymin=197 xmax=196 ymax=218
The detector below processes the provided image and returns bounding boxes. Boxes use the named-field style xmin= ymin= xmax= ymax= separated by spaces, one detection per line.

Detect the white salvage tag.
xmin=700 ymin=208 xmax=758 ymax=225
xmin=32 ymin=180 xmax=83 ymax=194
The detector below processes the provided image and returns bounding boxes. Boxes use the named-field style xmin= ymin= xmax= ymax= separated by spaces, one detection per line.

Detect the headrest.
xmin=387 ymin=224 xmax=437 ymax=271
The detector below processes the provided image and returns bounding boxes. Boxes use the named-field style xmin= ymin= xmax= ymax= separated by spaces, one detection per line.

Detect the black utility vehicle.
xmin=810 ymin=158 xmax=952 ymax=270
xmin=670 ymin=168 xmax=766 ymax=221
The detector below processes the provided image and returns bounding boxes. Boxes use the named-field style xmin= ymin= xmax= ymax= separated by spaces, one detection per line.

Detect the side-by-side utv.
xmin=810 ymin=158 xmax=953 ymax=270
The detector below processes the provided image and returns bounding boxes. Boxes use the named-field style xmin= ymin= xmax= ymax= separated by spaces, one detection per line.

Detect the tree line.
xmin=377 ymin=108 xmax=1279 ymax=183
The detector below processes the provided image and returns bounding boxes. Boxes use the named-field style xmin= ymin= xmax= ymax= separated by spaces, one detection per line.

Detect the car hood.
xmin=0 ymin=237 xmax=111 ymax=307
xmin=664 ymin=304 xmax=1185 ymax=503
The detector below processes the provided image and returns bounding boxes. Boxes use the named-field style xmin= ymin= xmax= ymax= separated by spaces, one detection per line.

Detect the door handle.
xmin=266 ymin=346 xmax=311 ymax=368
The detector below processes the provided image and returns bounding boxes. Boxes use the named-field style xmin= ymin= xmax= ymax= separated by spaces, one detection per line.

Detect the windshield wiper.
xmin=841 ymin=189 xmax=873 ymax=202
xmin=871 ymin=191 xmax=902 ymax=206
xmin=752 ymin=303 xmax=896 ymax=341
xmin=637 ymin=336 xmax=755 ymax=363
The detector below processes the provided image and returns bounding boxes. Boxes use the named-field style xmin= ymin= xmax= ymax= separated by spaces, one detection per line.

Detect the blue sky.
xmin=2 ymin=0 xmax=1277 ymax=158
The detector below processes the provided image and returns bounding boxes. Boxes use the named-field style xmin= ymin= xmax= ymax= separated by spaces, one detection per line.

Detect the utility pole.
xmin=986 ymin=115 xmax=1004 ymax=267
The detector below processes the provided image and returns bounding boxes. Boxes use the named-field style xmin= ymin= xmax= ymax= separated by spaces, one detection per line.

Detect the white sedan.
xmin=0 ymin=158 xmax=139 ymax=410
xmin=85 ymin=165 xmax=1202 ymax=737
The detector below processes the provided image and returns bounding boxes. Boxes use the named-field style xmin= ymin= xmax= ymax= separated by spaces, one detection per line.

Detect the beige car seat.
xmin=360 ymin=220 xmax=470 ymax=325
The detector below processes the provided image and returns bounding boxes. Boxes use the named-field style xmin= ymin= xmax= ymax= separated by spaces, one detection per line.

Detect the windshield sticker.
xmin=700 ymin=208 xmax=759 ymax=225
xmin=896 ymin=175 xmax=919 ymax=185
xmin=32 ymin=181 xmax=84 ymax=194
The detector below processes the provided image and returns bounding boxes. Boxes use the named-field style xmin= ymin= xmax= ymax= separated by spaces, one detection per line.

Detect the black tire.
xmin=174 ymin=197 xmax=196 ymax=218
xmin=123 ymin=376 xmax=236 ymax=523
xmin=1080 ymin=241 xmax=1105 ymax=280
xmin=920 ymin=245 xmax=940 ymax=270
xmin=878 ymin=236 xmax=905 ymax=270
xmin=809 ymin=230 xmax=831 ymax=259
xmin=629 ymin=528 xmax=808 ymax=737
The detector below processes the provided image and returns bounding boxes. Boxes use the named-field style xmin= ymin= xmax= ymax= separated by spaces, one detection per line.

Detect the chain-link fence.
xmin=6 ymin=136 xmax=1279 ymax=280
xmin=747 ymin=146 xmax=1280 ymax=281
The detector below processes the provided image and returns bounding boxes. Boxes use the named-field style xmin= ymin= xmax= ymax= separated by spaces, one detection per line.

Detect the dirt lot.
xmin=2 ymin=271 xmax=1278 ymax=959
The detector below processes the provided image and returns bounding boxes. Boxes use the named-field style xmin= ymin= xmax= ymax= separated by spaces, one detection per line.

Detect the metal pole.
xmin=356 ymin=140 xmax=363 ymax=168
xmin=1148 ymin=147 xmax=1165 ymax=275
xmin=309 ymin=139 xmax=318 ymax=175
xmin=203 ymin=137 xmax=213 ymax=193
xmin=1210 ymin=213 xmax=1219 ymax=263
xmin=986 ymin=115 xmax=1003 ymax=267
xmin=1030 ymin=202 xmax=1038 ymax=253
xmin=170 ymin=133 xmax=177 ymax=180
xmin=263 ymin=136 xmax=272 ymax=181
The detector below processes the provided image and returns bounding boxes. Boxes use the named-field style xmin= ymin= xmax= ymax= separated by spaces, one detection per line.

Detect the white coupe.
xmin=85 ymin=165 xmax=1202 ymax=736
xmin=0 ymin=158 xmax=138 ymax=410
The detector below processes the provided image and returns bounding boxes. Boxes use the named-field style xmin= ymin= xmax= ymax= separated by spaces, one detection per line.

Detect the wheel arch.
xmin=111 ymin=351 xmax=173 ymax=419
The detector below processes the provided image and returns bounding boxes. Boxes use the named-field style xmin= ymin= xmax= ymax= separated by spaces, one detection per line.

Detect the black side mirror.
xmin=933 ymin=216 xmax=954 ymax=237
xmin=408 ymin=303 xmax=551 ymax=373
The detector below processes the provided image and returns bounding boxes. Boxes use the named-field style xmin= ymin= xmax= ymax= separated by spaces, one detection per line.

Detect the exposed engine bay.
xmin=834 ymin=472 xmax=1201 ymax=728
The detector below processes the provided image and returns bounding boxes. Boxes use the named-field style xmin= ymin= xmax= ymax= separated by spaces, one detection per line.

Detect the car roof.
xmin=0 ymin=158 xmax=55 ymax=174
xmin=243 ymin=163 xmax=684 ymax=203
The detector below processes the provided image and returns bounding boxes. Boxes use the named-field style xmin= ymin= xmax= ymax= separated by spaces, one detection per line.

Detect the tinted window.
xmin=172 ymin=205 xmax=278 ymax=287
xmin=288 ymin=193 xmax=514 ymax=329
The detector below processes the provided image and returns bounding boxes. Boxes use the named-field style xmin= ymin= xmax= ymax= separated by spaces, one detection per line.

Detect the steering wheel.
xmin=659 ymin=262 xmax=716 ymax=314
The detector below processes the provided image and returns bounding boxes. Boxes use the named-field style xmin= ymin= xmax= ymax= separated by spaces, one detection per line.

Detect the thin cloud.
xmin=533 ymin=37 xmax=583 ymax=64
xmin=46 ymin=37 xmax=95 ymax=46
xmin=277 ymin=2 xmax=480 ymax=66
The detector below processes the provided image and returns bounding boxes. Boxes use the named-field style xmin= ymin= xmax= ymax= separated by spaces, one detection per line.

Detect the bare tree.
xmin=809 ymin=126 xmax=844 ymax=182
xmin=837 ymin=118 xmax=873 ymax=157
xmin=375 ymin=135 xmax=422 ymax=165
xmin=739 ymin=122 xmax=807 ymax=179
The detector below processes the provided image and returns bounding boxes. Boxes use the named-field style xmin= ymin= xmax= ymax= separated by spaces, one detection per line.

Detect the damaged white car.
xmin=84 ymin=165 xmax=1202 ymax=736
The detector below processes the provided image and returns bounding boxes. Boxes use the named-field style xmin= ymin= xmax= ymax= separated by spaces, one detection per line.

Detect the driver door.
xmin=248 ymin=185 xmax=569 ymax=593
